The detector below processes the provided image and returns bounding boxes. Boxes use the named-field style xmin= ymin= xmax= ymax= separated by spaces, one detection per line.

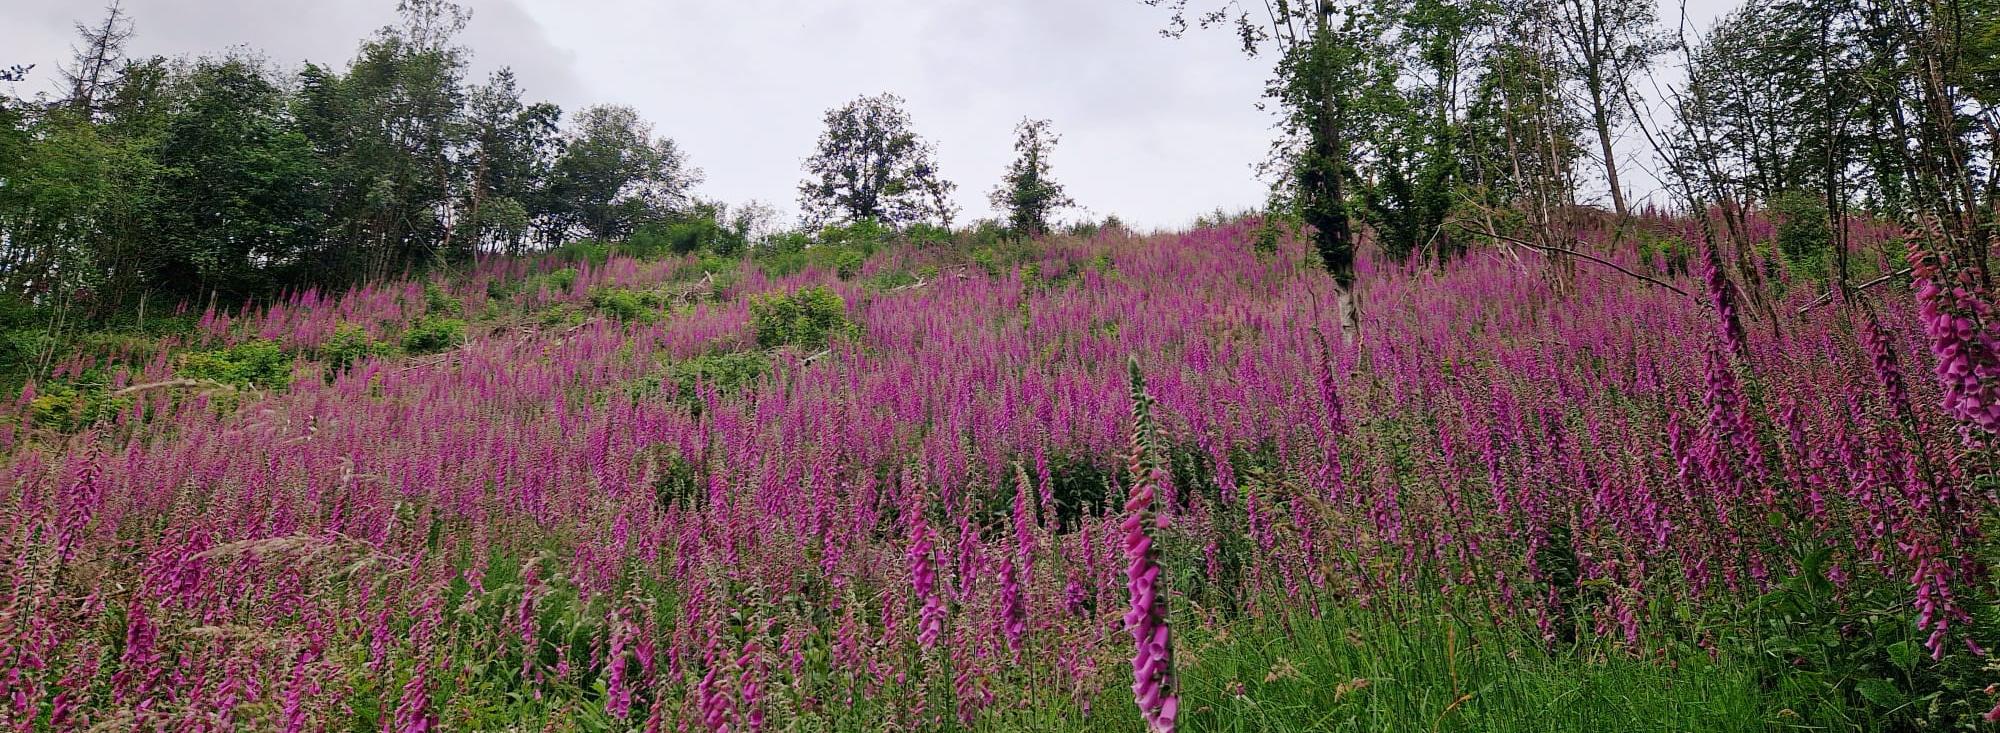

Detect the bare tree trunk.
xmin=1590 ymin=83 xmax=1629 ymax=220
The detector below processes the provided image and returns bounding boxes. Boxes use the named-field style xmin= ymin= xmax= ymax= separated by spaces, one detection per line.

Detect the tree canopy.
xmin=798 ymin=93 xmax=957 ymax=228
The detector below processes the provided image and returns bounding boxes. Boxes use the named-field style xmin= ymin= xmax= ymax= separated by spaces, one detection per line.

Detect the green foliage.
xmin=27 ymin=378 xmax=133 ymax=431
xmin=627 ymin=215 xmax=747 ymax=259
xmin=752 ymin=221 xmax=887 ymax=279
xmin=684 ymin=253 xmax=738 ymax=280
xmin=1772 ymin=190 xmax=1833 ymax=280
xmin=0 ymin=1 xmax=719 ymax=320
xmin=748 ymin=286 xmax=855 ymax=349
xmin=1179 ymin=603 xmax=1775 ymax=733
xmin=798 ymin=94 xmax=957 ymax=227
xmin=145 ymin=55 xmax=325 ymax=301
xmin=971 ymin=248 xmax=1001 ymax=277
xmin=968 ymin=219 xmax=1011 ymax=248
xmin=552 ymin=239 xmax=613 ymax=265
xmin=833 ymin=249 xmax=866 ymax=280
xmin=401 ymin=317 xmax=466 ymax=354
xmin=175 ymin=339 xmax=293 ymax=388
xmin=667 ymin=351 xmax=771 ymax=396
xmin=761 ymin=230 xmax=813 ymax=255
xmin=1 ymin=328 xmax=56 ymax=380
xmin=1252 ymin=216 xmax=1291 ymax=256
xmin=1714 ymin=542 xmax=2000 ymax=730
xmin=989 ymin=118 xmax=1075 ymax=237
xmin=0 ymin=294 xmax=53 ymax=379
xmin=320 ymin=322 xmax=391 ymax=373
xmin=542 ymin=267 xmax=579 ymax=293
xmin=648 ymin=447 xmax=704 ymax=510
xmin=817 ymin=218 xmax=892 ymax=253
xmin=542 ymin=104 xmax=699 ymax=241
xmin=865 ymin=269 xmax=921 ymax=292
xmin=902 ymin=222 xmax=953 ymax=247
xmin=423 ymin=280 xmax=460 ymax=315
xmin=627 ymin=350 xmax=772 ymax=417
xmin=587 ymin=287 xmax=665 ymax=323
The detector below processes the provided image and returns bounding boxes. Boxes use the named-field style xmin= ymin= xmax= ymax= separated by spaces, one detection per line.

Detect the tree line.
xmin=0 ymin=1 xmax=1081 ymax=323
xmin=1151 ymin=0 xmax=1997 ymax=337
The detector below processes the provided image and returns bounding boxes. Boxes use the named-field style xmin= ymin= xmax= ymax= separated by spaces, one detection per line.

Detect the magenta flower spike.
xmin=1122 ymin=357 xmax=1178 ymax=733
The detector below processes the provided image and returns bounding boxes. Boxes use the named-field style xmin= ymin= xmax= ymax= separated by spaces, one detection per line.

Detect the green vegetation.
xmin=320 ymin=323 xmax=392 ymax=373
xmin=749 ymin=286 xmax=856 ymax=350
xmin=26 ymin=377 xmax=130 ymax=431
xmin=1773 ymin=190 xmax=1834 ymax=281
xmin=401 ymin=317 xmax=467 ymax=354
xmin=667 ymin=351 xmax=771 ymax=396
xmin=587 ymin=287 xmax=668 ymax=323
xmin=174 ymin=339 xmax=293 ymax=389
xmin=424 ymin=281 xmax=461 ymax=316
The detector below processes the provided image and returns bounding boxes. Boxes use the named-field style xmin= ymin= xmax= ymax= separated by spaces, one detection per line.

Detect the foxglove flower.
xmin=1908 ymin=241 xmax=2000 ymax=434
xmin=1123 ymin=358 xmax=1178 ymax=733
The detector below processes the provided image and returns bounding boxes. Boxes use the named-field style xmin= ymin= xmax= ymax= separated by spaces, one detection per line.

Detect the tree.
xmin=293 ymin=0 xmax=472 ymax=280
xmin=989 ymin=118 xmax=1075 ymax=237
xmin=1151 ymin=1 xmax=1403 ymax=340
xmin=463 ymin=69 xmax=560 ymax=254
xmin=1551 ymin=0 xmax=1658 ymax=220
xmin=60 ymin=1 xmax=133 ymax=119
xmin=799 ymin=93 xmax=957 ymax=228
xmin=0 ymin=0 xmax=711 ymax=320
xmin=0 ymin=10 xmax=157 ymax=316
xmin=146 ymin=55 xmax=324 ymax=300
xmin=1357 ymin=0 xmax=1488 ymax=263
xmin=543 ymin=104 xmax=699 ymax=242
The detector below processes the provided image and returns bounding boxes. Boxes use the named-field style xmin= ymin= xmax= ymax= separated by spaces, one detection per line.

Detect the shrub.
xmin=749 ymin=286 xmax=856 ymax=349
xmin=543 ymin=268 xmax=580 ymax=293
xmin=818 ymin=218 xmax=891 ymax=254
xmin=1 ymin=328 xmax=55 ymax=378
xmin=625 ymin=350 xmax=772 ymax=416
xmin=554 ymin=239 xmax=613 ymax=265
xmin=762 ymin=230 xmax=813 ymax=255
xmin=1773 ymin=190 xmax=1833 ymax=281
xmin=423 ymin=281 xmax=460 ymax=315
xmin=27 ymin=379 xmax=132 ymax=431
xmin=834 ymin=249 xmax=867 ymax=280
xmin=0 ymin=294 xmax=49 ymax=380
xmin=867 ymin=270 xmax=921 ymax=292
xmin=968 ymin=218 xmax=1010 ymax=248
xmin=755 ymin=242 xmax=870 ymax=280
xmin=321 ymin=323 xmax=391 ymax=373
xmin=903 ymin=222 xmax=953 ymax=248
xmin=971 ymin=247 xmax=1001 ymax=277
xmin=630 ymin=218 xmax=747 ymax=259
xmin=176 ymin=339 xmax=293 ymax=389
xmin=1252 ymin=216 xmax=1288 ymax=256
xmin=649 ymin=447 xmax=704 ymax=509
xmin=402 ymin=318 xmax=466 ymax=355
xmin=588 ymin=287 xmax=663 ymax=323
xmin=668 ymin=351 xmax=771 ymax=396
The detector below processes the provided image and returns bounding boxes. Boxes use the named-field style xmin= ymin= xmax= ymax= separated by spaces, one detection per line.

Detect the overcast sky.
xmin=4 ymin=0 xmax=1737 ymax=229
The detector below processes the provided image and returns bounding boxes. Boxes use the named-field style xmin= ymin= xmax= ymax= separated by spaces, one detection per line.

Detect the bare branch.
xmin=1795 ymin=268 xmax=1912 ymax=315
xmin=1455 ymin=220 xmax=1702 ymax=303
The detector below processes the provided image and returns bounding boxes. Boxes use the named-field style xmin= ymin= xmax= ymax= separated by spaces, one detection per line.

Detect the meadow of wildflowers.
xmin=5 ymin=215 xmax=2000 ymax=731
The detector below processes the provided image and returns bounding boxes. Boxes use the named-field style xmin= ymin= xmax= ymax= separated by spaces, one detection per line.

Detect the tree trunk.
xmin=1589 ymin=81 xmax=1628 ymax=220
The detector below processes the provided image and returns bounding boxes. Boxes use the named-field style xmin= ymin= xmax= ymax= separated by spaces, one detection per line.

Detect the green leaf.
xmin=1854 ymin=678 xmax=1903 ymax=709
xmin=1885 ymin=640 xmax=1919 ymax=671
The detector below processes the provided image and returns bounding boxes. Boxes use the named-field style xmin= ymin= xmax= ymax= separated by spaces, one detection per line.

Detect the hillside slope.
xmin=2 ymin=219 xmax=1992 ymax=731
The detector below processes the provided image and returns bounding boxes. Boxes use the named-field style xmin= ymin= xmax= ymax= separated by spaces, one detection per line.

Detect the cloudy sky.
xmin=4 ymin=0 xmax=1736 ymax=229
